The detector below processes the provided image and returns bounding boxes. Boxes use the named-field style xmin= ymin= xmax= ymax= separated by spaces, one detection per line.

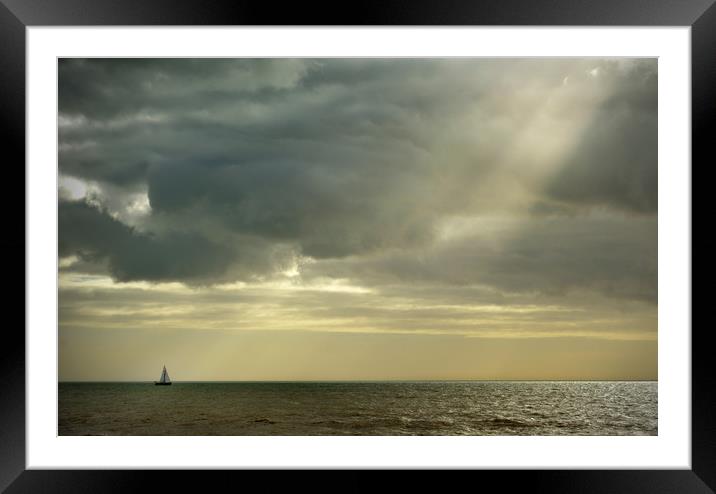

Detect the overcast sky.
xmin=58 ymin=58 xmax=657 ymax=381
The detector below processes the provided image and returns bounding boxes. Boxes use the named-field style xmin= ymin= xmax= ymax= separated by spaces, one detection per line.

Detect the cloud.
xmin=545 ymin=60 xmax=657 ymax=212
xmin=58 ymin=272 xmax=656 ymax=340
xmin=301 ymin=213 xmax=657 ymax=303
xmin=59 ymin=58 xmax=311 ymax=119
xmin=59 ymin=200 xmax=236 ymax=283
xmin=58 ymin=58 xmax=657 ymax=296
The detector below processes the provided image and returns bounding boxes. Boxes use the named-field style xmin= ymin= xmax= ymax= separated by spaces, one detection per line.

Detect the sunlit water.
xmin=59 ymin=381 xmax=657 ymax=436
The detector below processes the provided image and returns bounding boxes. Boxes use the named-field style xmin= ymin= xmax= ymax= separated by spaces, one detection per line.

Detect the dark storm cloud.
xmin=302 ymin=215 xmax=657 ymax=303
xmin=59 ymin=58 xmax=310 ymax=119
xmin=545 ymin=62 xmax=657 ymax=213
xmin=59 ymin=200 xmax=235 ymax=283
xmin=145 ymin=156 xmax=434 ymax=259
xmin=58 ymin=58 xmax=657 ymax=292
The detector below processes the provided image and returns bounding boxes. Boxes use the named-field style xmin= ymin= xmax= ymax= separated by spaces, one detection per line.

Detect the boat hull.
xmin=154 ymin=382 xmax=172 ymax=385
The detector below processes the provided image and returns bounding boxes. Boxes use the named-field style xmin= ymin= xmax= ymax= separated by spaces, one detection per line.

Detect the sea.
xmin=58 ymin=381 xmax=657 ymax=436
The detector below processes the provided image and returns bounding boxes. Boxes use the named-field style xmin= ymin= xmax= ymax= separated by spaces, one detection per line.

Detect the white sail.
xmin=159 ymin=366 xmax=171 ymax=383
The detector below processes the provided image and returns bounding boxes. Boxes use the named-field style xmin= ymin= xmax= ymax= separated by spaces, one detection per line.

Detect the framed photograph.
xmin=5 ymin=0 xmax=709 ymax=491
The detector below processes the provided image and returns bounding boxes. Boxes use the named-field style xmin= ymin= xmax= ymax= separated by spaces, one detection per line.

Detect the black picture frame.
xmin=2 ymin=0 xmax=709 ymax=491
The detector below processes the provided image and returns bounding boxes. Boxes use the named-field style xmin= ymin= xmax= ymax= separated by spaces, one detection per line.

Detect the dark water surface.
xmin=58 ymin=381 xmax=657 ymax=436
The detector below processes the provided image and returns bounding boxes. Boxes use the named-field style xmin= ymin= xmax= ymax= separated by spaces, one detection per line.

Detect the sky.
xmin=58 ymin=58 xmax=657 ymax=381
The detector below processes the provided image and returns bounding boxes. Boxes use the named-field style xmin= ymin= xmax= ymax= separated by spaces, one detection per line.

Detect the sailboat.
xmin=154 ymin=365 xmax=172 ymax=386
